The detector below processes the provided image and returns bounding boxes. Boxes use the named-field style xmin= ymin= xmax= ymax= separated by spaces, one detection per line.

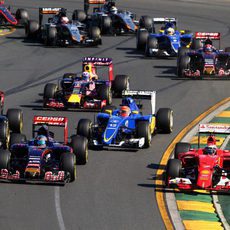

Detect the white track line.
xmin=55 ymin=187 xmax=66 ymax=230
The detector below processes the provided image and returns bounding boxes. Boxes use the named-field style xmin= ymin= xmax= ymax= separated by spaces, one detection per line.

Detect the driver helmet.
xmin=203 ymin=144 xmax=217 ymax=155
xmin=110 ymin=6 xmax=118 ymax=14
xmin=60 ymin=16 xmax=69 ymax=24
xmin=203 ymin=44 xmax=213 ymax=54
xmin=82 ymin=72 xmax=90 ymax=81
xmin=166 ymin=27 xmax=175 ymax=35
xmin=36 ymin=135 xmax=47 ymax=148
xmin=120 ymin=106 xmax=131 ymax=117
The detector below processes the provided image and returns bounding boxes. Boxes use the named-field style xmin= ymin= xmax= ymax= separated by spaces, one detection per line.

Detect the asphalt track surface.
xmin=0 ymin=0 xmax=230 ymax=229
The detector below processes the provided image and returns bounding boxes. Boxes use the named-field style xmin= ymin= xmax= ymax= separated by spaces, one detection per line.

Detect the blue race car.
xmin=25 ymin=7 xmax=101 ymax=47
xmin=76 ymin=90 xmax=173 ymax=149
xmin=0 ymin=116 xmax=88 ymax=184
xmin=136 ymin=18 xmax=193 ymax=57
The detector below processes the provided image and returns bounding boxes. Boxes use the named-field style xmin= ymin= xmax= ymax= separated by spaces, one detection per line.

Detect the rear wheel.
xmin=62 ymin=73 xmax=77 ymax=79
xmin=101 ymin=16 xmax=112 ymax=33
xmin=77 ymin=119 xmax=92 ymax=139
xmin=0 ymin=150 xmax=11 ymax=170
xmin=60 ymin=152 xmax=76 ymax=182
xmin=191 ymin=38 xmax=202 ymax=50
xmin=174 ymin=142 xmax=191 ymax=159
xmin=136 ymin=29 xmax=149 ymax=50
xmin=113 ymin=75 xmax=129 ymax=97
xmin=97 ymin=85 xmax=112 ymax=105
xmin=9 ymin=133 xmax=27 ymax=148
xmin=139 ymin=16 xmax=153 ymax=30
xmin=156 ymin=108 xmax=173 ymax=133
xmin=165 ymin=159 xmax=182 ymax=186
xmin=71 ymin=135 xmax=88 ymax=165
xmin=7 ymin=109 xmax=23 ymax=133
xmin=25 ymin=20 xmax=39 ymax=38
xmin=136 ymin=120 xmax=151 ymax=148
xmin=16 ymin=8 xmax=29 ymax=25
xmin=72 ymin=10 xmax=87 ymax=22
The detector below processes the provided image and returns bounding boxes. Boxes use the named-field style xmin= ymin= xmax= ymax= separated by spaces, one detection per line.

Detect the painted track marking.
xmin=55 ymin=187 xmax=66 ymax=230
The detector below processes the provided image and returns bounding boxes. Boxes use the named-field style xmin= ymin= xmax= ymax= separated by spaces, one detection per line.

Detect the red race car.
xmin=0 ymin=0 xmax=29 ymax=26
xmin=165 ymin=124 xmax=230 ymax=191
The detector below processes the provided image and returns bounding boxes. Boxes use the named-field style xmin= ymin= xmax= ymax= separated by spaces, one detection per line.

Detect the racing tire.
xmin=0 ymin=150 xmax=11 ymax=170
xmin=9 ymin=133 xmax=27 ymax=148
xmin=224 ymin=47 xmax=230 ymax=52
xmin=77 ymin=119 xmax=92 ymax=139
xmin=145 ymin=36 xmax=158 ymax=56
xmin=101 ymin=16 xmax=112 ymax=33
xmin=177 ymin=55 xmax=190 ymax=78
xmin=113 ymin=75 xmax=130 ymax=97
xmin=136 ymin=120 xmax=151 ymax=148
xmin=7 ymin=109 xmax=23 ymax=133
xmin=139 ymin=16 xmax=153 ymax=30
xmin=90 ymin=26 xmax=101 ymax=39
xmin=25 ymin=20 xmax=39 ymax=39
xmin=46 ymin=27 xmax=57 ymax=46
xmin=16 ymin=9 xmax=29 ymax=25
xmin=178 ymin=47 xmax=190 ymax=59
xmin=97 ymin=85 xmax=112 ymax=105
xmin=70 ymin=135 xmax=88 ymax=165
xmin=136 ymin=29 xmax=149 ymax=50
xmin=191 ymin=38 xmax=202 ymax=50
xmin=156 ymin=108 xmax=173 ymax=134
xmin=0 ymin=120 xmax=9 ymax=149
xmin=60 ymin=152 xmax=76 ymax=182
xmin=174 ymin=142 xmax=191 ymax=159
xmin=43 ymin=83 xmax=57 ymax=100
xmin=72 ymin=10 xmax=87 ymax=22
xmin=165 ymin=159 xmax=181 ymax=186
xmin=101 ymin=105 xmax=117 ymax=114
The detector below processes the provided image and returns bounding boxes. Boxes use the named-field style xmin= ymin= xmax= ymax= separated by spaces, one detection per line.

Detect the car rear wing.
xmin=199 ymin=124 xmax=230 ymax=134
xmin=84 ymin=0 xmax=106 ymax=13
xmin=122 ymin=90 xmax=156 ymax=115
xmin=195 ymin=32 xmax=220 ymax=40
xmin=39 ymin=7 xmax=62 ymax=15
xmin=153 ymin=17 xmax=177 ymax=23
xmin=33 ymin=116 xmax=68 ymax=144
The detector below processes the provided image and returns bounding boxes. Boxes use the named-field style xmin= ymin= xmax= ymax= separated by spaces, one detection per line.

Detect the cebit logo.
xmin=35 ymin=117 xmax=65 ymax=122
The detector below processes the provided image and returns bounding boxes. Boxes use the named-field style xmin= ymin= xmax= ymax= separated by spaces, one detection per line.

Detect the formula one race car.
xmin=25 ymin=7 xmax=101 ymax=47
xmin=166 ymin=124 xmax=230 ymax=191
xmin=177 ymin=32 xmax=230 ymax=79
xmin=137 ymin=18 xmax=193 ymax=56
xmin=0 ymin=0 xmax=29 ymax=26
xmin=72 ymin=0 xmax=147 ymax=35
xmin=43 ymin=57 xmax=130 ymax=110
xmin=0 ymin=115 xmax=89 ymax=184
xmin=76 ymin=90 xmax=173 ymax=149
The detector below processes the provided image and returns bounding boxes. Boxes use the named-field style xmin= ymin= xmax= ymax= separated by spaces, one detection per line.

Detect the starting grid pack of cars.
xmin=0 ymin=0 xmax=230 ymax=190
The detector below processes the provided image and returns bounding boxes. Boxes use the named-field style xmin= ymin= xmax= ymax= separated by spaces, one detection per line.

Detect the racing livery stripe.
xmin=183 ymin=220 xmax=223 ymax=229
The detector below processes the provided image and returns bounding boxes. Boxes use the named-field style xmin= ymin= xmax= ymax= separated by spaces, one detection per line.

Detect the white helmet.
xmin=110 ymin=6 xmax=118 ymax=14
xmin=82 ymin=72 xmax=90 ymax=81
xmin=166 ymin=27 xmax=175 ymax=35
xmin=61 ymin=16 xmax=69 ymax=24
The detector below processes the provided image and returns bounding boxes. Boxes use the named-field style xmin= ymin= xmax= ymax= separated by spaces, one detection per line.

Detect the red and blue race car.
xmin=166 ymin=124 xmax=230 ymax=191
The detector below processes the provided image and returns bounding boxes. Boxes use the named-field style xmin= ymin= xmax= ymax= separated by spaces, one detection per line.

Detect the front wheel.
xmin=60 ymin=152 xmax=76 ymax=182
xmin=165 ymin=159 xmax=182 ymax=186
xmin=136 ymin=120 xmax=151 ymax=148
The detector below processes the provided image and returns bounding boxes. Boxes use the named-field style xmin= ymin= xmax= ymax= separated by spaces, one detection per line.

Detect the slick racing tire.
xmin=177 ymin=55 xmax=190 ymax=78
xmin=136 ymin=120 xmax=151 ymax=148
xmin=191 ymin=38 xmax=202 ymax=50
xmin=77 ymin=119 xmax=92 ymax=139
xmin=113 ymin=75 xmax=130 ymax=97
xmin=46 ymin=27 xmax=57 ymax=46
xmin=60 ymin=152 xmax=76 ymax=182
xmin=7 ymin=109 xmax=23 ymax=133
xmin=178 ymin=47 xmax=190 ymax=59
xmin=72 ymin=10 xmax=87 ymax=22
xmin=97 ymin=85 xmax=112 ymax=105
xmin=62 ymin=73 xmax=77 ymax=79
xmin=165 ymin=159 xmax=182 ymax=186
xmin=0 ymin=120 xmax=9 ymax=149
xmin=145 ymin=36 xmax=158 ymax=56
xmin=101 ymin=16 xmax=112 ymax=33
xmin=90 ymin=26 xmax=101 ymax=39
xmin=9 ymin=133 xmax=27 ymax=148
xmin=174 ymin=142 xmax=191 ymax=159
xmin=71 ymin=135 xmax=88 ymax=165
xmin=25 ymin=20 xmax=39 ymax=38
xmin=43 ymin=83 xmax=57 ymax=100
xmin=136 ymin=29 xmax=149 ymax=50
xmin=139 ymin=16 xmax=153 ymax=30
xmin=156 ymin=108 xmax=173 ymax=134
xmin=0 ymin=150 xmax=11 ymax=171
xmin=16 ymin=9 xmax=29 ymax=25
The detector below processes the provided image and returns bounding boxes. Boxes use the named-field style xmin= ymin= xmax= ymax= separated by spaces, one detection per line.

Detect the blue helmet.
xmin=36 ymin=135 xmax=47 ymax=148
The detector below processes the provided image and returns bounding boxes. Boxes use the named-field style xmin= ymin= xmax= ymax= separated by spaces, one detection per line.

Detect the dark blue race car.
xmin=76 ymin=90 xmax=173 ymax=149
xmin=0 ymin=116 xmax=88 ymax=184
xmin=136 ymin=18 xmax=193 ymax=57
xmin=25 ymin=7 xmax=101 ymax=47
